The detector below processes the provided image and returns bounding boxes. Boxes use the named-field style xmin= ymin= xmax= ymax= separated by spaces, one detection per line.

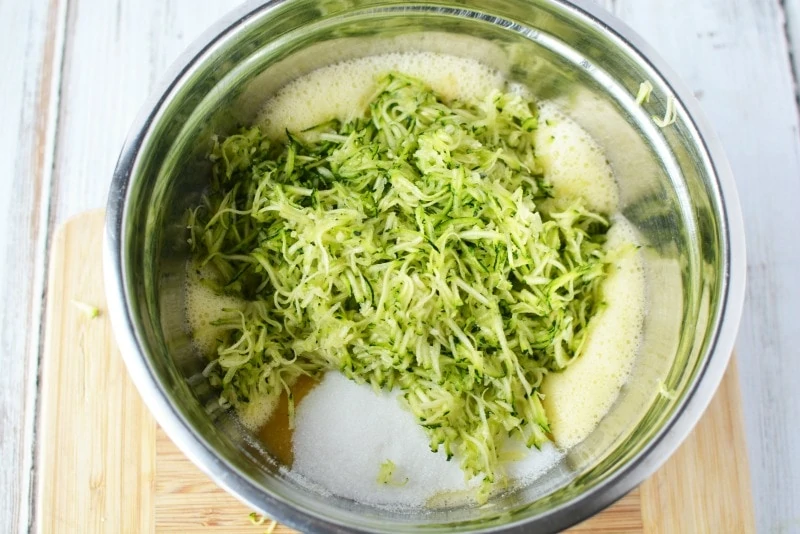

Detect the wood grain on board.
xmin=36 ymin=210 xmax=156 ymax=533
xmin=155 ymin=429 xmax=292 ymax=533
xmin=35 ymin=211 xmax=753 ymax=533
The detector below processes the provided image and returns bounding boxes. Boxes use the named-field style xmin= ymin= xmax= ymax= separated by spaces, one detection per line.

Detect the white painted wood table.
xmin=2 ymin=0 xmax=798 ymax=532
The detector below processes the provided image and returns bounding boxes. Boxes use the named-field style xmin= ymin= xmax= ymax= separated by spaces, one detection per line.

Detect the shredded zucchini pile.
xmin=189 ymin=72 xmax=611 ymax=501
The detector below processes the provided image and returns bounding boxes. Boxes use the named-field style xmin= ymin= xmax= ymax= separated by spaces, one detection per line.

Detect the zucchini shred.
xmin=188 ymin=72 xmax=616 ymax=502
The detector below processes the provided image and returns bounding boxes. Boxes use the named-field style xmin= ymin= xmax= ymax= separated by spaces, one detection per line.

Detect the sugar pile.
xmin=291 ymin=372 xmax=564 ymax=508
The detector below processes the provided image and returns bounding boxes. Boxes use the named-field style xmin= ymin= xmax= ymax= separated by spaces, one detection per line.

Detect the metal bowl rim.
xmin=103 ymin=0 xmax=746 ymax=532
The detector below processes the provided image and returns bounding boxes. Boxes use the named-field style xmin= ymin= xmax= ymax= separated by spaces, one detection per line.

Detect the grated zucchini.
xmin=71 ymin=300 xmax=100 ymax=319
xmin=377 ymin=459 xmax=408 ymax=486
xmin=635 ymin=81 xmax=653 ymax=105
xmin=652 ymin=94 xmax=678 ymax=128
xmin=190 ymin=72 xmax=613 ymax=502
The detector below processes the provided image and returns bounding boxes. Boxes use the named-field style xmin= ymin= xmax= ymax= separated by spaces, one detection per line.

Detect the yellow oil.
xmin=257 ymin=375 xmax=318 ymax=466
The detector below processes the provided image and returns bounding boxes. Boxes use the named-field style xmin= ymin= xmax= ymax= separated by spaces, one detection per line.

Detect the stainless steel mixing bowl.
xmin=104 ymin=0 xmax=746 ymax=531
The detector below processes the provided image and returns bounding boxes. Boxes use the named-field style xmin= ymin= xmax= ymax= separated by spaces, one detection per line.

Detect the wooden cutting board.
xmin=35 ymin=210 xmax=755 ymax=533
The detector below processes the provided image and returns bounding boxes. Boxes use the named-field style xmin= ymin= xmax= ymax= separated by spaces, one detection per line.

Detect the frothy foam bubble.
xmin=257 ymin=52 xmax=506 ymax=139
xmin=540 ymin=216 xmax=646 ymax=449
xmin=184 ymin=265 xmax=245 ymax=357
xmin=535 ymin=102 xmax=619 ymax=214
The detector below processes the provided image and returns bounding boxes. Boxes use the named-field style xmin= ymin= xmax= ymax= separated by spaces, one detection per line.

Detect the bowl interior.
xmin=119 ymin=0 xmax=727 ymax=530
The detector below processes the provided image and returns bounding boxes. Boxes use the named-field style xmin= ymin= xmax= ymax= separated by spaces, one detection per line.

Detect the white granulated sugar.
xmin=499 ymin=436 xmax=564 ymax=484
xmin=291 ymin=372 xmax=477 ymax=507
xmin=291 ymin=372 xmax=567 ymax=507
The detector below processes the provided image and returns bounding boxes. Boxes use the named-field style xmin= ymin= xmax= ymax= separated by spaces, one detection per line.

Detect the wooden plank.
xmin=36 ymin=210 xmax=156 ymax=533
xmin=48 ymin=0 xmax=244 ymax=226
xmin=598 ymin=0 xmax=800 ymax=531
xmin=28 ymin=0 xmax=242 ymax=528
xmin=0 ymin=0 xmax=66 ymax=531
